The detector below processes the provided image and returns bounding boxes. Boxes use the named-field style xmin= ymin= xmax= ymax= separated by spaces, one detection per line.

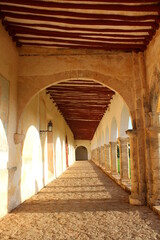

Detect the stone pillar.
xmin=109 ymin=141 xmax=117 ymax=174
xmin=147 ymin=126 xmax=160 ymax=205
xmin=94 ymin=148 xmax=97 ymax=165
xmin=126 ymin=129 xmax=142 ymax=205
xmin=101 ymin=146 xmax=105 ymax=169
xmin=97 ymin=147 xmax=100 ymax=166
xmin=99 ymin=146 xmax=103 ymax=168
xmin=91 ymin=149 xmax=95 ymax=163
xmin=104 ymin=144 xmax=111 ymax=172
xmin=131 ymin=52 xmax=147 ymax=205
xmin=118 ymin=137 xmax=130 ymax=182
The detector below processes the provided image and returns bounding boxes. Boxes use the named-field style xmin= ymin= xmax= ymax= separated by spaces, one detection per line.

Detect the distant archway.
xmin=76 ymin=146 xmax=88 ymax=161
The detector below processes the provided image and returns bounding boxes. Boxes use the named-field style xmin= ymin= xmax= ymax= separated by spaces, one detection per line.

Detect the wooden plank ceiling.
xmin=0 ymin=0 xmax=160 ymax=51
xmin=46 ymin=80 xmax=115 ymax=140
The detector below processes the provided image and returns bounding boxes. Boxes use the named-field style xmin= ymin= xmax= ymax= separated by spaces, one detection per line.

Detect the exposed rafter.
xmin=46 ymin=79 xmax=115 ymax=140
xmin=0 ymin=0 xmax=160 ymax=51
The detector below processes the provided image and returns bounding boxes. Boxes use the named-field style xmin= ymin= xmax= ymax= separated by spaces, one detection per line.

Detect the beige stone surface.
xmin=0 ymin=161 xmax=160 ymax=240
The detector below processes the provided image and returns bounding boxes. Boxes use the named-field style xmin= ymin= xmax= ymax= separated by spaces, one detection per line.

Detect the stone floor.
xmin=0 ymin=161 xmax=160 ymax=240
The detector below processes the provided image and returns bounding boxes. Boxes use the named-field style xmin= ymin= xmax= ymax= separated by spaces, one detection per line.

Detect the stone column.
xmin=100 ymin=146 xmax=103 ymax=168
xmin=147 ymin=126 xmax=160 ymax=205
xmin=97 ymin=147 xmax=100 ymax=166
xmin=126 ymin=129 xmax=142 ymax=205
xmin=131 ymin=52 xmax=147 ymax=205
xmin=94 ymin=148 xmax=97 ymax=164
xmin=109 ymin=141 xmax=117 ymax=174
xmin=118 ymin=137 xmax=130 ymax=182
xmin=91 ymin=149 xmax=95 ymax=163
xmin=104 ymin=144 xmax=111 ymax=172
xmin=101 ymin=146 xmax=105 ymax=169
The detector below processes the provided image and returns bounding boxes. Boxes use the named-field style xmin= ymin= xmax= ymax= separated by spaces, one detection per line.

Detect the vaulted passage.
xmin=0 ymin=161 xmax=160 ymax=239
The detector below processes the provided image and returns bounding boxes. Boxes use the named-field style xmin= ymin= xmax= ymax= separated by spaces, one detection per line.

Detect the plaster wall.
xmin=75 ymin=140 xmax=91 ymax=160
xmin=17 ymin=90 xmax=75 ymax=204
xmin=91 ymin=93 xmax=131 ymax=150
xmin=0 ymin=25 xmax=18 ymax=218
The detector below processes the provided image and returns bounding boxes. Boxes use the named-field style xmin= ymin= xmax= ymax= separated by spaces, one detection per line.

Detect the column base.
xmin=121 ymin=178 xmax=131 ymax=184
xmin=149 ymin=196 xmax=160 ymax=206
xmin=129 ymin=194 xmax=145 ymax=206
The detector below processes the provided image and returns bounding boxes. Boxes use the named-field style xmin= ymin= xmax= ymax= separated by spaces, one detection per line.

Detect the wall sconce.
xmin=40 ymin=120 xmax=53 ymax=134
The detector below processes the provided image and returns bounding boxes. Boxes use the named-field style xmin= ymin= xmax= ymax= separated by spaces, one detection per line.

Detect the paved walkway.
xmin=0 ymin=161 xmax=160 ymax=240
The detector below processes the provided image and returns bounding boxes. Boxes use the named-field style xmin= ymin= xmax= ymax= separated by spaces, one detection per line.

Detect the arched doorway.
xmin=76 ymin=146 xmax=88 ymax=161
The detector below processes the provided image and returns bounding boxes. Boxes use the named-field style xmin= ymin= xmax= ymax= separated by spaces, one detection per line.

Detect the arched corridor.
xmin=0 ymin=161 xmax=160 ymax=240
xmin=2 ymin=0 xmax=160 ymax=235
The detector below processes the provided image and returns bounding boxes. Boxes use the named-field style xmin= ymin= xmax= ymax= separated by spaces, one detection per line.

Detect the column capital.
xmin=126 ymin=129 xmax=137 ymax=138
xmin=109 ymin=141 xmax=117 ymax=147
xmin=14 ymin=133 xmax=25 ymax=144
xmin=117 ymin=137 xmax=129 ymax=144
xmin=104 ymin=143 xmax=110 ymax=148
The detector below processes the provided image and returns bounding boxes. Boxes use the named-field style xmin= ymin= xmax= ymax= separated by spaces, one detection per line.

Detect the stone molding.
xmin=109 ymin=141 xmax=117 ymax=147
xmin=14 ymin=133 xmax=25 ymax=144
xmin=118 ymin=137 xmax=129 ymax=144
xmin=126 ymin=129 xmax=137 ymax=138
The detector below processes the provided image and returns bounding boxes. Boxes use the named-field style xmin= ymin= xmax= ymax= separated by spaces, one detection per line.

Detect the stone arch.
xmin=111 ymin=117 xmax=118 ymax=141
xmin=21 ymin=125 xmax=43 ymax=202
xmin=120 ymin=105 xmax=130 ymax=137
xmin=76 ymin=146 xmax=88 ymax=160
xmin=18 ymin=70 xmax=135 ymax=131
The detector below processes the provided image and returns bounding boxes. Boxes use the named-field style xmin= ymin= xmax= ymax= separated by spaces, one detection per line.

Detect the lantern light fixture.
xmin=40 ymin=120 xmax=53 ymax=134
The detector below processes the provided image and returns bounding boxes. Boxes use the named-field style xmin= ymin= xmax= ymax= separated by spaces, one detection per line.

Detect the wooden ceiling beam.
xmin=19 ymin=42 xmax=145 ymax=51
xmin=18 ymin=38 xmax=145 ymax=48
xmin=56 ymin=100 xmax=109 ymax=106
xmin=47 ymin=86 xmax=114 ymax=91
xmin=49 ymin=93 xmax=114 ymax=98
xmin=15 ymin=36 xmax=147 ymax=44
xmin=2 ymin=12 xmax=158 ymax=28
xmin=50 ymin=94 xmax=113 ymax=98
xmin=59 ymin=110 xmax=107 ymax=114
xmin=1 ymin=0 xmax=160 ymax=12
xmin=1 ymin=0 xmax=160 ymax=4
xmin=50 ymin=96 xmax=114 ymax=101
xmin=67 ymin=120 xmax=101 ymax=124
xmin=1 ymin=5 xmax=160 ymax=22
xmin=5 ymin=21 xmax=153 ymax=35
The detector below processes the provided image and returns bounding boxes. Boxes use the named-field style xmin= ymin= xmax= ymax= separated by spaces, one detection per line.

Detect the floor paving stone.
xmin=0 ymin=161 xmax=160 ymax=240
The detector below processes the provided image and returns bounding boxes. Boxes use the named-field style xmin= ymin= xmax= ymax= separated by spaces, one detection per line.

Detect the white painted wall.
xmin=19 ymin=90 xmax=75 ymax=203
